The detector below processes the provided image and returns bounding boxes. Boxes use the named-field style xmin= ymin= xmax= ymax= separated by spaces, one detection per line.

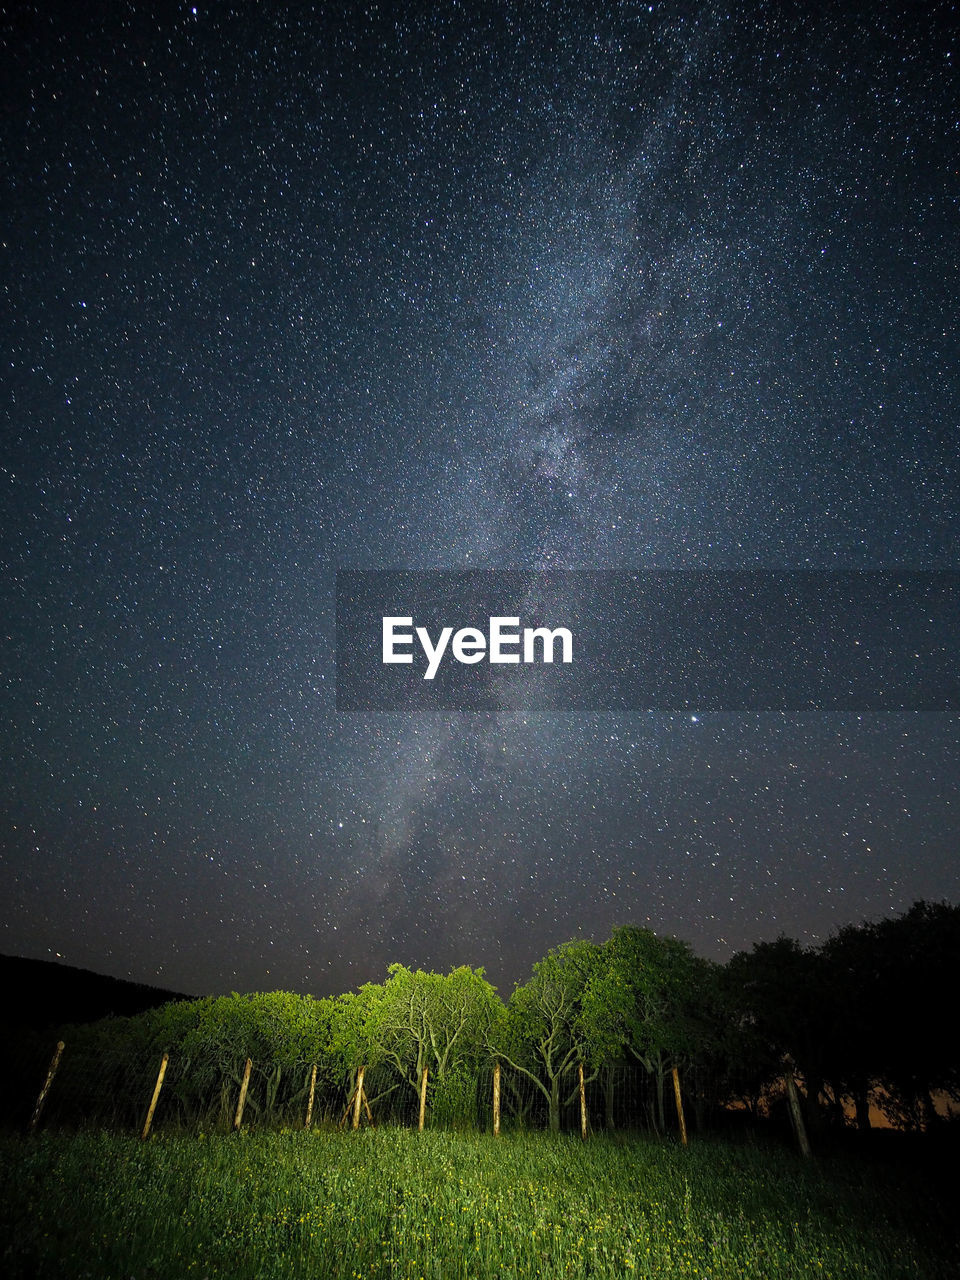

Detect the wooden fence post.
xmin=352 ymin=1065 xmax=365 ymax=1131
xmin=493 ymin=1061 xmax=501 ymax=1137
xmin=305 ymin=1063 xmax=317 ymax=1130
xmin=672 ymin=1066 xmax=688 ymax=1146
xmin=784 ymin=1063 xmax=812 ymax=1158
xmin=579 ymin=1062 xmax=588 ymax=1140
xmin=234 ymin=1058 xmax=252 ymax=1131
xmin=418 ymin=1066 xmax=428 ymax=1132
xmin=29 ymin=1040 xmax=65 ymax=1133
xmin=141 ymin=1053 xmax=169 ymax=1140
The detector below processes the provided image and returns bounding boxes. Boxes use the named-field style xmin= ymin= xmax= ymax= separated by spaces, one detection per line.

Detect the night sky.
xmin=2 ymin=0 xmax=959 ymax=1001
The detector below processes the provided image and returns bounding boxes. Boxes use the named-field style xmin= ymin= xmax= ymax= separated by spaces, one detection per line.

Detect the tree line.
xmin=10 ymin=900 xmax=958 ymax=1136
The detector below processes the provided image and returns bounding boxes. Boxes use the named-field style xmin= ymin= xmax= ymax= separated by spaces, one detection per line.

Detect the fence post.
xmin=29 ymin=1040 xmax=65 ymax=1133
xmin=141 ymin=1053 xmax=169 ymax=1140
xmin=352 ymin=1065 xmax=365 ymax=1130
xmin=305 ymin=1063 xmax=317 ymax=1129
xmin=672 ymin=1066 xmax=688 ymax=1146
xmin=579 ymin=1062 xmax=588 ymax=1140
xmin=418 ymin=1066 xmax=428 ymax=1132
xmin=234 ymin=1058 xmax=252 ymax=1131
xmin=493 ymin=1061 xmax=501 ymax=1137
xmin=784 ymin=1061 xmax=812 ymax=1157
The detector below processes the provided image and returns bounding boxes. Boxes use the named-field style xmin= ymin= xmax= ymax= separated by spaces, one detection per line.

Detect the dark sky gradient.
xmin=2 ymin=0 xmax=958 ymax=999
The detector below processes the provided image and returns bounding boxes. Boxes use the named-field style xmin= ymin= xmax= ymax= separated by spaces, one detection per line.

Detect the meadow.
xmin=0 ymin=1128 xmax=956 ymax=1279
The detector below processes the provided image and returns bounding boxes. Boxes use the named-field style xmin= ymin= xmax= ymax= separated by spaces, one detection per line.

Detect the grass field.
xmin=0 ymin=1128 xmax=956 ymax=1279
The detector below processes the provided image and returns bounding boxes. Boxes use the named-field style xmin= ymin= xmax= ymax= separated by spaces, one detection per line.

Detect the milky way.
xmin=2 ymin=1 xmax=958 ymax=998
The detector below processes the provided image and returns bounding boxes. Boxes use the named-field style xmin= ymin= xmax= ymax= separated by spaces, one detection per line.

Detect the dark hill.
xmin=0 ymin=955 xmax=193 ymax=1030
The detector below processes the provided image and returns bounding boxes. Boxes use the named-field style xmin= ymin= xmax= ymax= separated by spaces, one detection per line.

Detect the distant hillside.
xmin=0 ymin=955 xmax=193 ymax=1030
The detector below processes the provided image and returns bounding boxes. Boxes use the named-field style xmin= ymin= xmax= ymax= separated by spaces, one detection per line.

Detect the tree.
xmin=580 ymin=926 xmax=713 ymax=1133
xmin=329 ymin=982 xmax=393 ymax=1111
xmin=173 ymin=991 xmax=336 ymax=1125
xmin=859 ymin=900 xmax=960 ymax=1128
xmin=345 ymin=965 xmax=502 ymax=1123
xmin=45 ymin=992 xmax=337 ymax=1130
xmin=706 ymin=963 xmax=783 ymax=1121
xmin=492 ymin=939 xmax=601 ymax=1132
xmin=817 ymin=921 xmax=885 ymax=1130
xmin=718 ymin=903 xmax=960 ymax=1135
xmin=724 ymin=937 xmax=831 ymax=1132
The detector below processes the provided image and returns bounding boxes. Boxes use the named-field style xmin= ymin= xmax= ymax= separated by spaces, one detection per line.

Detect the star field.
xmin=2 ymin=0 xmax=959 ymax=998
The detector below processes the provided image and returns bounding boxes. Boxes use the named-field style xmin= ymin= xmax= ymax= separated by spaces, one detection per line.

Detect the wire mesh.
xmin=2 ymin=1032 xmax=700 ymax=1140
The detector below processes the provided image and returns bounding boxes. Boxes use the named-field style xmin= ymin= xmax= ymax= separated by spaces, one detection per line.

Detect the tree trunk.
xmin=266 ymin=1064 xmax=282 ymax=1117
xmin=825 ymin=1083 xmax=846 ymax=1129
xmin=853 ymin=1086 xmax=871 ymax=1131
xmin=691 ymin=1071 xmax=707 ymax=1132
xmin=220 ymin=1082 xmax=232 ymax=1128
xmin=549 ymin=1075 xmax=561 ymax=1132
xmin=921 ymin=1089 xmax=940 ymax=1131
xmin=802 ymin=1073 xmax=823 ymax=1133
xmin=603 ymin=1066 xmax=616 ymax=1131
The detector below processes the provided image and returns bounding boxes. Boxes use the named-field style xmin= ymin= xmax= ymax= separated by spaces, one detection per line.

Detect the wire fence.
xmin=1 ymin=1034 xmax=705 ymax=1141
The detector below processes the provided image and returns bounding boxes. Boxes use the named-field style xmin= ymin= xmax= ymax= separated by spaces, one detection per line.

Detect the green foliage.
xmin=32 ymin=992 xmax=340 ymax=1132
xmin=580 ymin=926 xmax=713 ymax=1072
xmin=20 ymin=899 xmax=957 ymax=1138
xmin=327 ymin=983 xmax=387 ymax=1104
xmin=429 ymin=1062 xmax=477 ymax=1129
xmin=157 ymin=993 xmax=338 ymax=1124
xmin=361 ymin=963 xmax=501 ymax=1098
xmin=492 ymin=939 xmax=602 ymax=1130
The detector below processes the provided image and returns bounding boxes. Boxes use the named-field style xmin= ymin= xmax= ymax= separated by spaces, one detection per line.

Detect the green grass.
xmin=0 ymin=1128 xmax=955 ymax=1279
